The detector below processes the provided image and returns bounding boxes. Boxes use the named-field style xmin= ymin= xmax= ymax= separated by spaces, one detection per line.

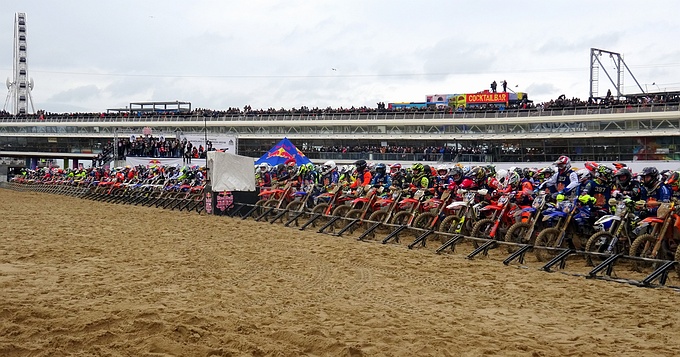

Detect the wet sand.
xmin=1 ymin=189 xmax=679 ymax=356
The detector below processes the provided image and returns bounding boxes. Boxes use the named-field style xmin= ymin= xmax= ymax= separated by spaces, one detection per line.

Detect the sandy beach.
xmin=1 ymin=188 xmax=680 ymax=356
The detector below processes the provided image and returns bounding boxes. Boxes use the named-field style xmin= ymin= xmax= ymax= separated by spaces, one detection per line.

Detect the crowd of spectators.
xmin=1 ymin=91 xmax=678 ymax=121
xmin=93 ymin=135 xmax=213 ymax=166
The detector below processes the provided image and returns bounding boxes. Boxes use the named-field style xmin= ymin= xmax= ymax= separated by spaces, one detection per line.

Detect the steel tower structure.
xmin=589 ymin=48 xmax=645 ymax=100
xmin=4 ymin=12 xmax=35 ymax=114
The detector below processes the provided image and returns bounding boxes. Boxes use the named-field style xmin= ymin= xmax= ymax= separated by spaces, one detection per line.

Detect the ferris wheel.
xmin=4 ymin=12 xmax=35 ymax=115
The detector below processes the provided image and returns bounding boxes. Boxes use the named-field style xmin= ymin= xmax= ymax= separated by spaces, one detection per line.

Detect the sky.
xmin=1 ymin=0 xmax=679 ymax=113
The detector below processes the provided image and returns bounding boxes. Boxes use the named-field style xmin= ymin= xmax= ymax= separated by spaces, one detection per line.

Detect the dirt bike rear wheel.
xmin=344 ymin=208 xmax=366 ymax=233
xmin=411 ymin=212 xmax=437 ymax=239
xmin=253 ymin=199 xmax=269 ymax=217
xmin=390 ymin=211 xmax=413 ymax=227
xmin=584 ymin=231 xmax=616 ymax=266
xmin=471 ymin=218 xmax=495 ymax=248
xmin=366 ymin=210 xmax=391 ymax=237
xmin=629 ymin=233 xmax=659 ymax=272
xmin=534 ymin=228 xmax=561 ymax=262
xmin=331 ymin=205 xmax=352 ymax=229
xmin=504 ymin=222 xmax=531 ymax=253
xmin=284 ymin=201 xmax=308 ymax=223
xmin=307 ymin=203 xmax=330 ymax=227
xmin=438 ymin=215 xmax=461 ymax=244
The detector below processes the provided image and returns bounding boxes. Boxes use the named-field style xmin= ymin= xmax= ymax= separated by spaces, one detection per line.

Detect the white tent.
xmin=207 ymin=151 xmax=256 ymax=192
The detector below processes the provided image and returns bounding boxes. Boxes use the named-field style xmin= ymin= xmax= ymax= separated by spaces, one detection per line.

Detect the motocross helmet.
xmin=468 ymin=166 xmax=486 ymax=184
xmin=506 ymin=171 xmax=520 ymax=187
xmin=375 ymin=163 xmax=387 ymax=175
xmin=666 ymin=171 xmax=680 ymax=191
xmin=496 ymin=169 xmax=508 ymax=185
xmin=641 ymin=166 xmax=660 ymax=188
xmin=554 ymin=155 xmax=571 ymax=173
xmin=322 ymin=160 xmax=336 ymax=175
xmin=595 ymin=165 xmax=614 ymax=184
xmin=354 ymin=159 xmax=368 ymax=172
xmin=450 ymin=167 xmax=464 ymax=183
xmin=576 ymin=168 xmax=591 ymax=184
xmin=614 ymin=168 xmax=632 ymax=186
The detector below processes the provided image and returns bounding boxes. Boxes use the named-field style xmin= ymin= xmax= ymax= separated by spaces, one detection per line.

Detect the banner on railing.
xmin=181 ymin=135 xmax=237 ymax=154
xmin=126 ymin=157 xmax=206 ymax=167
xmin=466 ymin=92 xmax=508 ymax=104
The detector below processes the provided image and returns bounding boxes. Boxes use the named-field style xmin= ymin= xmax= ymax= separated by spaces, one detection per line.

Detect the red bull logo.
xmin=148 ymin=159 xmax=162 ymax=165
xmin=266 ymin=147 xmax=294 ymax=159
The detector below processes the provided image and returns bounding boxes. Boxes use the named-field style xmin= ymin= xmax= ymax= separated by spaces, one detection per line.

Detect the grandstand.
xmin=1 ymin=93 xmax=680 ymax=168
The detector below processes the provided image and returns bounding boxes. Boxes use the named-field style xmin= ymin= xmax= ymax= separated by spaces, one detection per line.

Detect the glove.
xmin=578 ymin=194 xmax=596 ymax=204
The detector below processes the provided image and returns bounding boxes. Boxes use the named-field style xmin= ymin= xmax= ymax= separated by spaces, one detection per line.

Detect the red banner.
xmin=465 ymin=92 xmax=508 ymax=104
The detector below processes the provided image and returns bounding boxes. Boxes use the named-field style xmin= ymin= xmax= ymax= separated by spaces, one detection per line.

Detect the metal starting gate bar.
xmin=269 ymin=208 xmax=290 ymax=224
xmin=228 ymin=203 xmax=246 ymax=217
xmin=502 ymin=245 xmax=533 ymax=265
xmin=284 ymin=211 xmax=306 ymax=227
xmin=435 ymin=234 xmax=465 ymax=254
xmin=467 ymin=240 xmax=498 ymax=259
xmin=408 ymin=230 xmax=434 ymax=249
xmin=641 ymin=260 xmax=678 ymax=287
xmin=254 ymin=206 xmax=276 ymax=222
xmin=382 ymin=225 xmax=407 ymax=244
xmin=357 ymin=222 xmax=381 ymax=241
xmin=241 ymin=205 xmax=259 ymax=220
xmin=317 ymin=216 xmax=342 ymax=233
xmin=587 ymin=253 xmax=624 ymax=278
xmin=334 ymin=219 xmax=359 ymax=237
xmin=541 ymin=249 xmax=575 ymax=272
xmin=299 ymin=213 xmax=322 ymax=230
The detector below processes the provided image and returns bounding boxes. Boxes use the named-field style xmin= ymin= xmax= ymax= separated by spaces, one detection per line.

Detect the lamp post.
xmin=204 ymin=114 xmax=208 ymax=159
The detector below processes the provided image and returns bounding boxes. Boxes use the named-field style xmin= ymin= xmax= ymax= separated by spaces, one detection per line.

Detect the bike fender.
xmin=641 ymin=217 xmax=664 ymax=224
xmin=446 ymin=201 xmax=469 ymax=209
xmin=542 ymin=211 xmax=567 ymax=221
xmin=594 ymin=215 xmax=621 ymax=225
xmin=480 ymin=204 xmax=502 ymax=211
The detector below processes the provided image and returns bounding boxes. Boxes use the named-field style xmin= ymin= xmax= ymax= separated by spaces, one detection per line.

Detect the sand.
xmin=1 ymin=188 xmax=680 ymax=357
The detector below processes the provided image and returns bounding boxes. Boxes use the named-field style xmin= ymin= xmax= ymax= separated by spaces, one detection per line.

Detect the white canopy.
xmin=207 ymin=151 xmax=256 ymax=192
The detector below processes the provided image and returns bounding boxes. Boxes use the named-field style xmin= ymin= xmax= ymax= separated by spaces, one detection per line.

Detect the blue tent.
xmin=255 ymin=138 xmax=312 ymax=166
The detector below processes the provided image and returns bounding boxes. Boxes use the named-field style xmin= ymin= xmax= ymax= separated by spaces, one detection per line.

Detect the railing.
xmin=0 ymin=103 xmax=679 ymax=123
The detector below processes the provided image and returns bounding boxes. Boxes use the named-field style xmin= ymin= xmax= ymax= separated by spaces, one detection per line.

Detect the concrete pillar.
xmin=63 ymin=158 xmax=69 ymax=169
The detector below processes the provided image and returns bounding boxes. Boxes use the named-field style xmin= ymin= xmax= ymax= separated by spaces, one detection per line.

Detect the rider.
xmin=391 ymin=164 xmax=408 ymax=190
xmin=664 ymin=171 xmax=680 ymax=200
xmin=319 ymin=160 xmax=339 ymax=188
xmin=434 ymin=165 xmax=453 ymax=198
xmin=542 ymin=155 xmax=579 ymax=197
xmin=499 ymin=170 xmax=533 ymax=205
xmin=256 ymin=163 xmax=272 ymax=187
xmin=613 ymin=167 xmax=642 ymax=201
xmin=410 ymin=163 xmax=430 ymax=190
xmin=580 ymin=165 xmax=614 ymax=212
xmin=370 ymin=163 xmax=392 ymax=190
xmin=640 ymin=166 xmax=671 ymax=216
xmin=349 ymin=159 xmax=372 ymax=189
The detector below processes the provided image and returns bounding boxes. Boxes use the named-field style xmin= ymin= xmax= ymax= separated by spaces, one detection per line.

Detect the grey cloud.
xmin=47 ymin=84 xmax=101 ymax=102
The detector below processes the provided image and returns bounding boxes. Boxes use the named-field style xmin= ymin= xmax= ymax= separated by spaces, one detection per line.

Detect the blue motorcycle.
xmin=534 ymin=196 xmax=604 ymax=262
